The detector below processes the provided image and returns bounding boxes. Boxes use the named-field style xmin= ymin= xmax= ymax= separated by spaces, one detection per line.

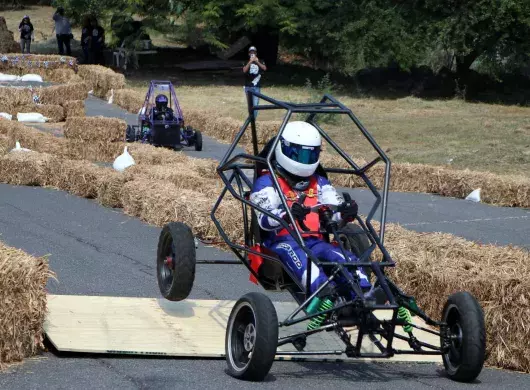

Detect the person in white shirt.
xmin=52 ymin=7 xmax=72 ymax=56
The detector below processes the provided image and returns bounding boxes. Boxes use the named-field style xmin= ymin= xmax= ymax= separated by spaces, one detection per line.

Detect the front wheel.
xmin=157 ymin=222 xmax=196 ymax=301
xmin=225 ymin=292 xmax=278 ymax=381
xmin=441 ymin=291 xmax=485 ymax=382
xmin=194 ymin=130 xmax=203 ymax=151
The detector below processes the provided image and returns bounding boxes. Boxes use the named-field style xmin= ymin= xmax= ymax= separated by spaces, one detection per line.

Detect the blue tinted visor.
xmin=280 ymin=138 xmax=321 ymax=164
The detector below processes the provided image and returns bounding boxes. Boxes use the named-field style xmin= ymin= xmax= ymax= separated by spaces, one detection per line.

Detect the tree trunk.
xmin=455 ymin=51 xmax=479 ymax=96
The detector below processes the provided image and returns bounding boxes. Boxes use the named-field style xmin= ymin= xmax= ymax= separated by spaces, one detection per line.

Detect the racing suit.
xmin=250 ymin=173 xmax=371 ymax=295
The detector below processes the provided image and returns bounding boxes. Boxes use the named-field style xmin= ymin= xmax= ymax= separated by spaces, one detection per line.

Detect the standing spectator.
xmin=53 ymin=6 xmax=72 ymax=56
xmin=80 ymin=16 xmax=92 ymax=64
xmin=18 ymin=15 xmax=34 ymax=54
xmin=90 ymin=17 xmax=105 ymax=65
xmin=243 ymin=46 xmax=267 ymax=118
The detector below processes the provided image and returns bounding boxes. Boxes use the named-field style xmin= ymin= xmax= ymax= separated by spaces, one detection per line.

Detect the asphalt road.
xmin=0 ymin=96 xmax=528 ymax=389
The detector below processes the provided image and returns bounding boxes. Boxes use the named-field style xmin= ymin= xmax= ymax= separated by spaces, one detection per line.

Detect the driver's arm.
xmin=250 ymin=176 xmax=286 ymax=231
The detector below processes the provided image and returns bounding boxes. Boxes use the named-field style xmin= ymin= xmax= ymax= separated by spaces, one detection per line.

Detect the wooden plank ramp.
xmin=44 ymin=295 xmax=442 ymax=363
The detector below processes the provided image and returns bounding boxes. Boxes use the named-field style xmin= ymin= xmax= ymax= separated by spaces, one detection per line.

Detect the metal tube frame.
xmin=209 ymin=90 xmax=446 ymax=359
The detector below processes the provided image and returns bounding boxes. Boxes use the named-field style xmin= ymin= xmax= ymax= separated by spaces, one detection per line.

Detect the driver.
xmin=250 ymin=121 xmax=372 ymax=300
xmin=152 ymin=94 xmax=174 ymax=120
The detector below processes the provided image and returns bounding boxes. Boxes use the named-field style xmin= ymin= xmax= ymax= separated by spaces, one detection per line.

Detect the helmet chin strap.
xmin=275 ymin=162 xmax=311 ymax=191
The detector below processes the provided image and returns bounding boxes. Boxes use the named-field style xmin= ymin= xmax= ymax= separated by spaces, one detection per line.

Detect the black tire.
xmin=125 ymin=125 xmax=135 ymax=142
xmin=194 ymin=130 xmax=203 ymax=151
xmin=156 ymin=222 xmax=196 ymax=301
xmin=340 ymin=223 xmax=372 ymax=279
xmin=441 ymin=291 xmax=486 ymax=383
xmin=225 ymin=292 xmax=278 ymax=381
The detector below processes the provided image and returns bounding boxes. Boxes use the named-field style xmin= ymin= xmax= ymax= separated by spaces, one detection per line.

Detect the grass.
xmin=2 ymin=6 xmax=81 ymax=42
xmin=126 ymin=72 xmax=530 ymax=178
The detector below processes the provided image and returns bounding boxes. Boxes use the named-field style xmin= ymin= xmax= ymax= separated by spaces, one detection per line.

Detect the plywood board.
xmin=44 ymin=295 xmax=442 ymax=363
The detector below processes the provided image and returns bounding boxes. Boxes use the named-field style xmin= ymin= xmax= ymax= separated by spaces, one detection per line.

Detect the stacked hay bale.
xmin=0 ymin=241 xmax=54 ymax=367
xmin=384 ymin=223 xmax=530 ymax=373
xmin=78 ymin=65 xmax=125 ymax=99
xmin=64 ymin=116 xmax=126 ymax=161
xmin=0 ymin=54 xmax=78 ymax=79
xmin=0 ymin=119 xmax=69 ymax=158
xmin=320 ymin=158 xmax=530 ymax=209
xmin=63 ymin=100 xmax=85 ymax=118
xmin=111 ymin=88 xmax=144 ymax=113
xmin=0 ymin=82 xmax=87 ymax=123
xmin=0 ymin=16 xmax=21 ymax=53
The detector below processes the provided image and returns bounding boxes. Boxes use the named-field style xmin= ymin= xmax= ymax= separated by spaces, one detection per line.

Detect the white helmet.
xmin=275 ymin=121 xmax=322 ymax=178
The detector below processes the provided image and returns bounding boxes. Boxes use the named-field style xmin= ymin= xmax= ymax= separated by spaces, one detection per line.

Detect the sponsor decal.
xmin=277 ymin=243 xmax=303 ymax=269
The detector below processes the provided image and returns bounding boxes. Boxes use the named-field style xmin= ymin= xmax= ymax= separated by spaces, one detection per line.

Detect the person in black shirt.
xmin=80 ymin=16 xmax=92 ymax=64
xmin=19 ymin=15 xmax=34 ymax=54
xmin=243 ymin=46 xmax=267 ymax=118
xmin=90 ymin=17 xmax=105 ymax=65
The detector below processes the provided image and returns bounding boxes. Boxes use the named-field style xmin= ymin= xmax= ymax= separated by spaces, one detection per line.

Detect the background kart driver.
xmin=250 ymin=121 xmax=375 ymax=313
xmin=153 ymin=94 xmax=174 ymax=120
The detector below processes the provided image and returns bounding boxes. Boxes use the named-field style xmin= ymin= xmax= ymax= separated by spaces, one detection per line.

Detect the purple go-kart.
xmin=126 ymin=80 xmax=202 ymax=151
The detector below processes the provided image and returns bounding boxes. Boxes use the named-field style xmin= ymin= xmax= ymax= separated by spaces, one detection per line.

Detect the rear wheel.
xmin=156 ymin=222 xmax=196 ymax=301
xmin=194 ymin=130 xmax=203 ymax=151
xmin=226 ymin=292 xmax=278 ymax=381
xmin=441 ymin=292 xmax=485 ymax=382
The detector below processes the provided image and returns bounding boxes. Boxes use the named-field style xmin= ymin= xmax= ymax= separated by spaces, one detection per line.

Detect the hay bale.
xmin=0 ymin=241 xmax=54 ymax=366
xmin=0 ymin=17 xmax=21 ymax=54
xmin=183 ymin=108 xmax=281 ymax=145
xmin=68 ymin=140 xmax=124 ymax=163
xmin=0 ymin=87 xmax=33 ymax=111
xmin=97 ymin=170 xmax=131 ymax=208
xmin=112 ymin=88 xmax=144 ymax=113
xmin=63 ymin=100 xmax=85 ymax=118
xmin=329 ymin=162 xmax=530 ymax=209
xmin=121 ymin=179 xmax=239 ymax=240
xmin=384 ymin=223 xmax=530 ymax=373
xmin=48 ymin=68 xmax=76 ymax=83
xmin=125 ymin=164 xmax=221 ymax=195
xmin=47 ymin=159 xmax=103 ymax=198
xmin=127 ymin=143 xmax=188 ymax=165
xmin=0 ymin=134 xmax=10 ymax=156
xmin=0 ymin=120 xmax=70 ymax=157
xmin=36 ymin=83 xmax=88 ymax=105
xmin=78 ymin=65 xmax=125 ymax=98
xmin=14 ymin=104 xmax=65 ymax=123
xmin=64 ymin=116 xmax=126 ymax=143
xmin=0 ymin=54 xmax=78 ymax=74
xmin=0 ymin=151 xmax=58 ymax=186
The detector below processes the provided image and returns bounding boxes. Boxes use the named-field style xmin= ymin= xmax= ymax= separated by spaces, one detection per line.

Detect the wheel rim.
xmin=227 ymin=302 xmax=256 ymax=372
xmin=158 ymin=232 xmax=176 ymax=294
xmin=443 ymin=304 xmax=464 ymax=371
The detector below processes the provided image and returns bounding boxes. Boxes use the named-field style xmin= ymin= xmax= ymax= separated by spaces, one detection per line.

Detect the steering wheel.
xmin=306 ymin=203 xmax=340 ymax=213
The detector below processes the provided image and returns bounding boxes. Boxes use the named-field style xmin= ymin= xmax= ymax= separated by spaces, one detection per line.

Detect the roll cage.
xmin=210 ymin=90 xmax=443 ymax=358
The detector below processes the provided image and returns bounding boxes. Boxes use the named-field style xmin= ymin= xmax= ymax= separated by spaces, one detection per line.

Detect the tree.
xmin=414 ymin=0 xmax=530 ymax=80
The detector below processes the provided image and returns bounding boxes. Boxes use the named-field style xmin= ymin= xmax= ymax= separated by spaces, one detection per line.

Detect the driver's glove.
xmin=340 ymin=199 xmax=358 ymax=222
xmin=286 ymin=202 xmax=310 ymax=222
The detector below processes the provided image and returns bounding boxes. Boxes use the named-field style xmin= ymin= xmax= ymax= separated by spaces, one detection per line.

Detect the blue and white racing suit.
xmin=250 ymin=173 xmax=371 ymax=295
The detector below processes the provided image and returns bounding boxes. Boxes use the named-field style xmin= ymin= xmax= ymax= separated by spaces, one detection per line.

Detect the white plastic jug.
xmin=112 ymin=146 xmax=136 ymax=172
xmin=20 ymin=74 xmax=44 ymax=82
xmin=17 ymin=112 xmax=48 ymax=123
xmin=0 ymin=73 xmax=20 ymax=81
